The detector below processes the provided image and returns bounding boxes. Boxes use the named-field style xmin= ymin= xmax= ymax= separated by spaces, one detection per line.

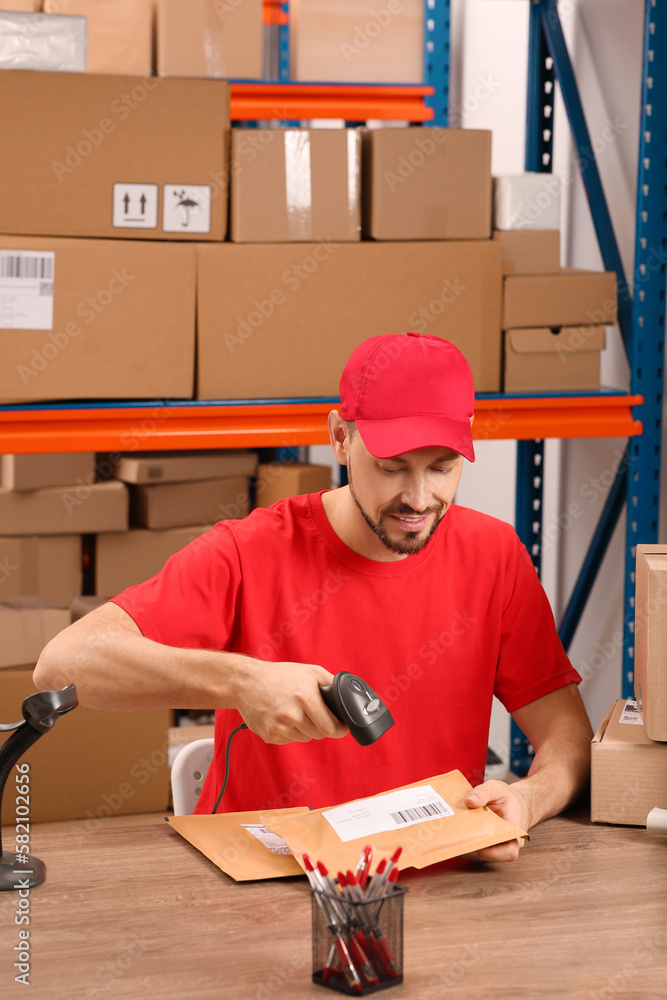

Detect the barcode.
xmin=1 ymin=255 xmax=54 ymax=280
xmin=390 ymin=801 xmax=447 ymax=824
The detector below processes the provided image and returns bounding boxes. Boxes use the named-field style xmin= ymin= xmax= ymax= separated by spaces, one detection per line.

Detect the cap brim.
xmin=356 ymin=415 xmax=475 ymax=462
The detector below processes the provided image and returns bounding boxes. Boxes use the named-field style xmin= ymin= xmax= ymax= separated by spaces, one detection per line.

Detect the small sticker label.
xmin=112 ymin=183 xmax=158 ymax=228
xmin=241 ymin=823 xmax=292 ymax=856
xmin=322 ymin=785 xmax=455 ymax=843
xmin=0 ymin=250 xmax=55 ymax=330
xmin=162 ymin=185 xmax=212 ymax=233
xmin=619 ymin=697 xmax=644 ymax=725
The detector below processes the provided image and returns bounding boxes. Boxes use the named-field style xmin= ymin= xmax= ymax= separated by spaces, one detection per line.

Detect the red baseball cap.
xmin=339 ymin=332 xmax=475 ymax=462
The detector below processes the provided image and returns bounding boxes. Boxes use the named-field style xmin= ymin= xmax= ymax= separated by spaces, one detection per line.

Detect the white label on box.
xmin=0 ymin=251 xmax=55 ymax=330
xmin=112 ymin=183 xmax=158 ymax=229
xmin=241 ymin=823 xmax=292 ymax=855
xmin=322 ymin=785 xmax=454 ymax=843
xmin=619 ymin=697 xmax=644 ymax=725
xmin=162 ymin=185 xmax=211 ymax=233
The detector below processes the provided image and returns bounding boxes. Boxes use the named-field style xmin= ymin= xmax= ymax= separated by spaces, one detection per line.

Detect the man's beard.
xmin=347 ymin=460 xmax=444 ymax=555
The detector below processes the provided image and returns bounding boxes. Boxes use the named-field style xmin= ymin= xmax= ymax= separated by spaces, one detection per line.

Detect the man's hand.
xmin=233 ymin=659 xmax=350 ymax=745
xmin=462 ymin=779 xmax=530 ymax=863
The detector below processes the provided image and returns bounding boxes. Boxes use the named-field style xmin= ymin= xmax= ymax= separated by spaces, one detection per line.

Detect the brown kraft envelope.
xmin=167 ymin=808 xmax=310 ymax=881
xmin=167 ymin=771 xmax=527 ymax=881
xmin=260 ymin=771 xmax=528 ymax=876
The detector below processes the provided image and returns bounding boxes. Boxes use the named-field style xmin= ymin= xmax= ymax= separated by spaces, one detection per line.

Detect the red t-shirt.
xmin=112 ymin=492 xmax=579 ymax=814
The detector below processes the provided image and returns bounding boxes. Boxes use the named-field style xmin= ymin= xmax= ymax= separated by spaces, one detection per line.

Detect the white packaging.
xmin=0 ymin=11 xmax=87 ymax=72
xmin=493 ymin=173 xmax=561 ymax=231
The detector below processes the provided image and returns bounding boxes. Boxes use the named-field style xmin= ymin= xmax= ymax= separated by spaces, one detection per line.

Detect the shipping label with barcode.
xmin=0 ymin=250 xmax=55 ymax=330
xmin=322 ymin=785 xmax=455 ymax=843
xmin=619 ymin=697 xmax=644 ymax=725
xmin=241 ymin=823 xmax=292 ymax=856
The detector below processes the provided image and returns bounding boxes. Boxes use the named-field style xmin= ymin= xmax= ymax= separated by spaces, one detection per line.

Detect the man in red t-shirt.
xmin=35 ymin=333 xmax=592 ymax=861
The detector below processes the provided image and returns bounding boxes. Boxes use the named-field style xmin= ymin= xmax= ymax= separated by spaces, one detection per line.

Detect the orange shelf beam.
xmin=229 ymin=82 xmax=435 ymax=122
xmin=263 ymin=0 xmax=288 ymax=26
xmin=0 ymin=395 xmax=644 ymax=455
xmin=473 ymin=394 xmax=644 ymax=441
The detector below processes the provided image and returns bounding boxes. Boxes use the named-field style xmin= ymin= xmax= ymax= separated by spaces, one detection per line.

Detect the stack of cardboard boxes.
xmin=494 ymin=174 xmax=617 ymax=392
xmin=1 ymin=1 xmax=264 ymax=78
xmin=591 ymin=545 xmax=667 ymax=826
xmin=97 ymin=450 xmax=258 ymax=595
xmin=0 ymin=452 xmax=173 ymax=822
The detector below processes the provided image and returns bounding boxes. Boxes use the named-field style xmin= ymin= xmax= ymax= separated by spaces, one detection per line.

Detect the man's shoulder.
xmin=448 ymin=503 xmax=517 ymax=536
xmin=445 ymin=504 xmax=521 ymax=550
xmin=223 ymin=491 xmax=323 ymax=544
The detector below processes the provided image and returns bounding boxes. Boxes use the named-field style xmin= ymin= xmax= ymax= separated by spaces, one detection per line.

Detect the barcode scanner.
xmin=320 ymin=671 xmax=395 ymax=747
xmin=211 ymin=671 xmax=395 ymax=812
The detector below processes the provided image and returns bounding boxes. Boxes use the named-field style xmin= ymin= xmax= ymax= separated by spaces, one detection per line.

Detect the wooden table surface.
xmin=1 ymin=805 xmax=665 ymax=1000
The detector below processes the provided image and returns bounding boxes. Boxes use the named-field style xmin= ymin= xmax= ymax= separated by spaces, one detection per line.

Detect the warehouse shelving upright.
xmin=0 ymin=2 xmax=663 ymax=773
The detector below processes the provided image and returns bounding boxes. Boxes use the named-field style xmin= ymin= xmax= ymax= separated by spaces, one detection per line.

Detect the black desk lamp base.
xmin=0 ymin=684 xmax=78 ymax=892
xmin=0 ymin=852 xmax=45 ymax=891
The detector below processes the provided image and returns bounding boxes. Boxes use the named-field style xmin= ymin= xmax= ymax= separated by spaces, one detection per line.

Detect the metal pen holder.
xmin=310 ymin=883 xmax=406 ymax=995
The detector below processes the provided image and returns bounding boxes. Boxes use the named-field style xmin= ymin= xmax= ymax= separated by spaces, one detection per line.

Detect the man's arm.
xmin=33 ymin=602 xmax=348 ymax=745
xmin=464 ymin=683 xmax=593 ymax=861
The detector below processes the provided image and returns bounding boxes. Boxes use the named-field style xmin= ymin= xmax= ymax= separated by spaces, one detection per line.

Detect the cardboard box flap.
xmin=507 ymin=327 xmax=606 ymax=354
xmin=591 ymin=702 xmax=616 ymax=746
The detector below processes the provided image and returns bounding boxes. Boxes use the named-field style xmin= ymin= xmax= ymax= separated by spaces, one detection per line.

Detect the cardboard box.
xmin=71 ymin=595 xmax=111 ymax=622
xmin=591 ymin=699 xmax=667 ymax=826
xmin=0 ymin=236 xmax=196 ymax=402
xmin=0 ymin=667 xmax=171 ymax=822
xmin=130 ymin=475 xmax=250 ymax=529
xmin=493 ymin=173 xmax=561 ymax=230
xmin=156 ymin=0 xmax=263 ymax=80
xmin=196 ymin=240 xmax=504 ymax=398
xmin=493 ymin=230 xmax=560 ymax=276
xmin=1 ymin=452 xmax=95 ymax=491
xmin=502 ymin=269 xmax=617 ymax=330
xmin=503 ymin=327 xmax=605 ymax=392
xmin=635 ymin=545 xmax=667 ymax=741
xmin=0 ymin=71 xmax=229 ymax=241
xmin=0 ymin=535 xmax=82 ymax=606
xmin=290 ymin=0 xmax=424 ymax=84
xmin=44 ymin=0 xmax=154 ymax=76
xmin=362 ymin=127 xmax=492 ymax=241
xmin=0 ymin=11 xmax=87 ymax=72
xmin=0 ymin=481 xmax=127 ymax=536
xmin=230 ymin=128 xmax=361 ymax=243
xmin=255 ymin=462 xmax=332 ymax=507
xmin=0 ymin=597 xmax=70 ymax=669
xmin=109 ymin=449 xmax=258 ymax=484
xmin=95 ymin=524 xmax=210 ymax=596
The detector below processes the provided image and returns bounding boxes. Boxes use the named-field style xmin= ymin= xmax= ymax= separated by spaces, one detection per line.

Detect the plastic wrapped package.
xmin=0 ymin=11 xmax=86 ymax=72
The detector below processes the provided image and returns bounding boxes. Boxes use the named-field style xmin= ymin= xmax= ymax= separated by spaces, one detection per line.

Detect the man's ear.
xmin=328 ymin=410 xmax=350 ymax=466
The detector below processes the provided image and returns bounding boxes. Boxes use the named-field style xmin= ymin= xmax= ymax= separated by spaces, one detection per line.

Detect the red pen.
xmin=364 ymin=847 xmax=402 ymax=899
xmin=353 ymin=844 xmax=372 ymax=891
xmin=363 ymin=856 xmax=386 ymax=898
xmin=303 ymin=856 xmax=363 ymax=993
xmin=336 ymin=871 xmax=379 ymax=987
xmin=353 ymin=864 xmax=402 ymax=979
